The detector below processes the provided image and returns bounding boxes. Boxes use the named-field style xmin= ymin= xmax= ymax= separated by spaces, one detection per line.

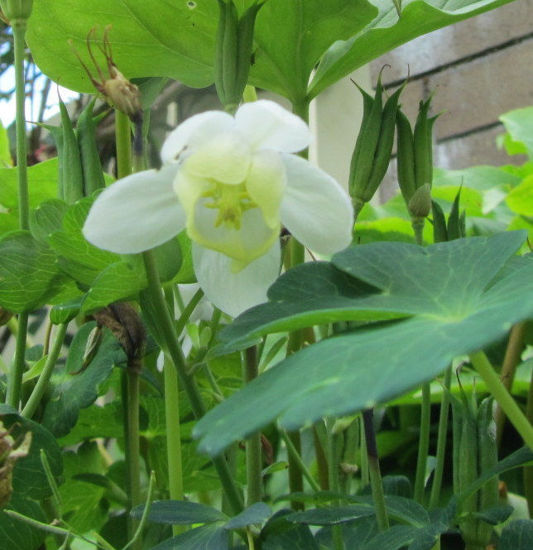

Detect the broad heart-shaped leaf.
xmin=27 ymin=0 xmax=377 ymax=103
xmin=194 ymin=232 xmax=533 ymax=455
xmin=309 ymin=0 xmax=516 ymax=99
xmin=217 ymin=232 xmax=525 ymax=352
xmin=41 ymin=322 xmax=126 ymax=437
xmin=0 ymin=231 xmax=70 ymax=313
xmin=27 ymin=0 xmax=217 ymax=92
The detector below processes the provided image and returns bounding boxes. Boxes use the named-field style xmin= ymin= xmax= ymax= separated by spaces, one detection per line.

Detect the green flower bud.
xmin=215 ymin=0 xmax=265 ymax=112
xmin=0 ymin=0 xmax=32 ymax=23
xmin=408 ymin=183 xmax=431 ymax=218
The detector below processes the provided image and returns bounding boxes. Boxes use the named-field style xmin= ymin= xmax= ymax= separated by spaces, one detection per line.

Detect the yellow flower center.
xmin=201 ymin=182 xmax=256 ymax=230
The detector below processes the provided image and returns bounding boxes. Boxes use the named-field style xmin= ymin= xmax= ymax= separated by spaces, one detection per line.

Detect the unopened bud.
xmin=408 ymin=183 xmax=431 ymax=218
xmin=0 ymin=0 xmax=32 ymax=23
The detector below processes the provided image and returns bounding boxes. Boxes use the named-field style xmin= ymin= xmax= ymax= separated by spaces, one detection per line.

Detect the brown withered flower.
xmin=70 ymin=25 xmax=142 ymax=123
xmin=0 ymin=421 xmax=31 ymax=508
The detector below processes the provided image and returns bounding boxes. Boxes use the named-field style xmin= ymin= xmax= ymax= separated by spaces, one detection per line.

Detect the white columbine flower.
xmin=83 ymin=100 xmax=353 ymax=316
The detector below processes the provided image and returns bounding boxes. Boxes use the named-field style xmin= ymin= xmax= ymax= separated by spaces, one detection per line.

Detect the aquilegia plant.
xmin=83 ymin=99 xmax=353 ymax=315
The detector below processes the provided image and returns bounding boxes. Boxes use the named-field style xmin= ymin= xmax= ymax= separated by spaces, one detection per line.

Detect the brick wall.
xmin=369 ymin=0 xmax=533 ymax=198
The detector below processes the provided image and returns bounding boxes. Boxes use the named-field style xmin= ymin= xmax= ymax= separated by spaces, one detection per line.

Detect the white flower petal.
xmin=161 ymin=111 xmax=234 ymax=164
xmin=183 ymin=132 xmax=251 ymax=184
xmin=280 ymin=154 xmax=353 ymax=255
xmin=235 ymin=100 xmax=311 ymax=153
xmin=193 ymin=240 xmax=281 ymax=317
xmin=83 ymin=164 xmax=186 ymax=254
xmin=246 ymin=150 xmax=286 ymax=228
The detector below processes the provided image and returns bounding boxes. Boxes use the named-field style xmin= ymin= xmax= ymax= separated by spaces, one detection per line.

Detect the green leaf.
xmin=49 ymin=196 xmax=121 ymax=286
xmin=0 ymin=120 xmax=12 ymax=168
xmin=0 ymin=231 xmax=66 ymax=312
xmin=0 ymin=497 xmax=46 ymax=550
xmin=0 ymin=405 xmax=63 ymax=501
xmin=498 ymin=520 xmax=533 ymax=550
xmin=150 ymin=524 xmax=229 ymax=550
xmin=0 ymin=159 xmax=58 ymax=235
xmin=224 ymin=502 xmax=271 ymax=530
xmin=27 ymin=0 xmax=217 ymax=92
xmin=261 ymin=511 xmax=319 ymax=550
xmin=309 ymin=0 xmax=516 ymax=99
xmin=506 ymin=175 xmax=533 ymax=217
xmin=362 ymin=525 xmax=419 ymax=550
xmin=472 ymin=504 xmax=514 ymax=526
xmin=29 ymin=199 xmax=68 ymax=245
xmin=195 ymin=233 xmax=533 ymax=455
xmin=286 ymin=505 xmax=374 ymax=526
xmin=133 ymin=500 xmax=227 ymax=525
xmin=249 ymin=0 xmax=377 ymax=101
xmin=41 ymin=322 xmax=126 ymax=437
xmin=500 ymin=106 xmax=533 ymax=159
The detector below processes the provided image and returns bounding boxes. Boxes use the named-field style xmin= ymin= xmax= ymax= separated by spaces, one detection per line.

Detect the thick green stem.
xmin=429 ymin=366 xmax=452 ymax=509
xmin=124 ymin=368 xmax=141 ymax=550
xmin=115 ymin=110 xmax=132 ymax=179
xmin=244 ymin=346 xmax=262 ymax=506
xmin=22 ymin=323 xmax=68 ymax=419
xmin=6 ymin=312 xmax=28 ymax=408
xmin=13 ymin=19 xmax=29 ymax=230
xmin=412 ymin=217 xmax=425 ymax=246
xmin=414 ymin=382 xmax=431 ymax=504
xmin=164 ymin=355 xmax=184 ymax=535
xmin=141 ymin=250 xmax=243 ymax=513
xmin=6 ymin=20 xmax=30 ymax=409
xmin=469 ymin=351 xmax=533 ymax=449
xmin=362 ymin=409 xmax=389 ymax=532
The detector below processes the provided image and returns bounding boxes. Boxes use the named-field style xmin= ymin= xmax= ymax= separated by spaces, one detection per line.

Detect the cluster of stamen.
xmin=202 ymin=181 xmax=256 ymax=230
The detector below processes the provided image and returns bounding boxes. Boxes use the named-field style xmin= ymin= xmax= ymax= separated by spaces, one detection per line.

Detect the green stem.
xmin=21 ymin=323 xmax=68 ymax=419
xmin=6 ymin=312 xmax=28 ymax=408
xmin=412 ymin=217 xmax=425 ymax=245
xmin=175 ymin=288 xmax=204 ymax=337
xmin=362 ymin=409 xmax=389 ymax=532
xmin=6 ymin=20 xmax=30 ymax=409
xmin=414 ymin=382 xmax=431 ymax=504
xmin=326 ymin=419 xmax=344 ymax=550
xmin=13 ymin=19 xmax=29 ymax=230
xmin=524 ymin=363 xmax=533 ymax=517
xmin=496 ymin=322 xmax=526 ymax=447
xmin=124 ymin=367 xmax=141 ymax=550
xmin=244 ymin=346 xmax=262 ymax=506
xmin=429 ymin=366 xmax=452 ymax=509
xmin=164 ymin=355 xmax=184 ymax=535
xmin=115 ymin=110 xmax=132 ymax=179
xmin=281 ymin=430 xmax=321 ymax=493
xmin=141 ymin=250 xmax=243 ymax=513
xmin=469 ymin=351 xmax=533 ymax=449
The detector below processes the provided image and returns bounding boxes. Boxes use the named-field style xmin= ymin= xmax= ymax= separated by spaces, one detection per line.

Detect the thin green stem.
xmin=22 ymin=323 xmax=68 ymax=418
xmin=496 ymin=322 xmax=526 ymax=447
xmin=414 ymin=382 xmax=431 ymax=504
xmin=175 ymin=288 xmax=204 ymax=336
xmin=115 ymin=110 xmax=132 ymax=179
xmin=362 ymin=409 xmax=389 ymax=532
xmin=281 ymin=430 xmax=321 ymax=493
xmin=469 ymin=351 xmax=533 ymax=449
xmin=429 ymin=366 xmax=452 ymax=509
xmin=327 ymin=419 xmax=345 ymax=550
xmin=6 ymin=312 xmax=28 ymax=408
xmin=6 ymin=20 xmax=30 ymax=410
xmin=412 ymin=217 xmax=425 ymax=246
xmin=524 ymin=363 xmax=533 ymax=517
xmin=141 ymin=250 xmax=243 ymax=513
xmin=244 ymin=346 xmax=262 ymax=506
